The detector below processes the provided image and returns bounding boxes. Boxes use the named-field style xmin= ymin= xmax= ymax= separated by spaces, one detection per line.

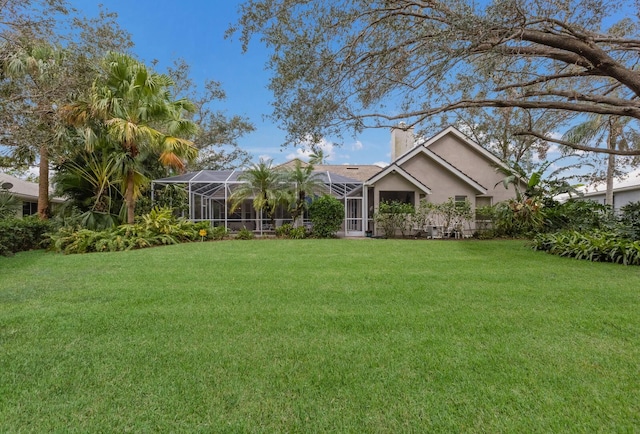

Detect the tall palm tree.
xmin=229 ymin=159 xmax=287 ymax=232
xmin=562 ymin=115 xmax=634 ymax=207
xmin=66 ymin=52 xmax=198 ymax=224
xmin=286 ymin=159 xmax=326 ymax=226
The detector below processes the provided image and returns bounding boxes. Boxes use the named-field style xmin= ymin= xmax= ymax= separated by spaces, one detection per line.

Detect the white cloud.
xmin=351 ymin=140 xmax=363 ymax=151
xmin=286 ymin=137 xmax=337 ymax=162
xmin=373 ymin=161 xmax=388 ymax=168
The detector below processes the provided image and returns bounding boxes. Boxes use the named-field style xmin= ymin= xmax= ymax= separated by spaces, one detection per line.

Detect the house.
xmin=0 ymin=172 xmax=65 ymax=218
xmin=152 ymin=126 xmax=520 ymax=236
xmin=568 ymin=170 xmax=640 ymax=212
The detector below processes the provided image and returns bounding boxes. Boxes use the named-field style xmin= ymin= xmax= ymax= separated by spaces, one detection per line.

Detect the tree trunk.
xmin=126 ymin=170 xmax=136 ymax=225
xmin=605 ymin=119 xmax=619 ymax=209
xmin=37 ymin=144 xmax=49 ymax=220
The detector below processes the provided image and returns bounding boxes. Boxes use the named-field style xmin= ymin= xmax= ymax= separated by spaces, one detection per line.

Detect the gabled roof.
xmin=418 ymin=125 xmax=511 ymax=170
xmin=365 ymin=164 xmax=431 ymax=194
xmin=278 ymin=159 xmax=382 ymax=182
xmin=385 ymin=145 xmax=488 ymax=194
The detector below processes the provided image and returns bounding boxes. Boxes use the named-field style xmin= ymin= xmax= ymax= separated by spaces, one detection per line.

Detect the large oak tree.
xmin=232 ymin=0 xmax=640 ymax=156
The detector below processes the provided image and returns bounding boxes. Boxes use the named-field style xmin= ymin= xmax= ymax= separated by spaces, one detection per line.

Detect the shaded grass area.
xmin=1 ymin=239 xmax=639 ymax=432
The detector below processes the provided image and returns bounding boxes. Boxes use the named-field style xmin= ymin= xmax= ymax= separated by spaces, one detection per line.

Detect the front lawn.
xmin=1 ymin=239 xmax=638 ymax=432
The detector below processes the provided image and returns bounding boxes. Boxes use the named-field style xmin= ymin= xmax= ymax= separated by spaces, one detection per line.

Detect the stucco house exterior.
xmin=569 ymin=170 xmax=640 ymax=212
xmin=0 ymin=172 xmax=65 ymax=218
xmin=152 ymin=126 xmax=520 ymax=236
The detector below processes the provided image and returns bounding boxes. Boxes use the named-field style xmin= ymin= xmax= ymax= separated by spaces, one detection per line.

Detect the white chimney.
xmin=390 ymin=122 xmax=415 ymax=161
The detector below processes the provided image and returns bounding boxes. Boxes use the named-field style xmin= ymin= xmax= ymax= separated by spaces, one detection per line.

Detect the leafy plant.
xmin=374 ymin=200 xmax=415 ymax=238
xmin=289 ymin=226 xmax=307 ymax=239
xmin=618 ymin=201 xmax=640 ymax=241
xmin=0 ymin=192 xmax=20 ymax=219
xmin=0 ymin=217 xmax=53 ymax=256
xmin=308 ymin=194 xmax=343 ymax=238
xmin=235 ymin=227 xmax=254 ymax=240
xmin=210 ymin=225 xmax=229 ymax=240
xmin=275 ymin=223 xmax=293 ymax=238
xmin=531 ymin=230 xmax=640 ymax=265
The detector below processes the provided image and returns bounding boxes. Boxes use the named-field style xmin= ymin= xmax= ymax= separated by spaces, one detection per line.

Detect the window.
xmin=379 ymin=191 xmax=415 ymax=205
xmin=454 ymin=195 xmax=468 ymax=209
xmin=22 ymin=201 xmax=37 ymax=216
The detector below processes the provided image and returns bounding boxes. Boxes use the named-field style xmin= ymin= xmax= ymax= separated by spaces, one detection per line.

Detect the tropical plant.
xmin=229 ymin=159 xmax=288 ymax=231
xmin=47 ymin=206 xmax=205 ymax=254
xmin=235 ymin=227 xmax=255 ymax=240
xmin=414 ymin=198 xmax=473 ymax=237
xmin=210 ymin=225 xmax=229 ymax=240
xmin=562 ymin=111 xmax=639 ymax=206
xmin=286 ymin=159 xmax=326 ymax=227
xmin=532 ymin=230 xmax=640 ymax=266
xmin=0 ymin=192 xmax=20 ymax=219
xmin=374 ymin=200 xmax=415 ymax=238
xmin=308 ymin=194 xmax=343 ymax=238
xmin=618 ymin=201 xmax=640 ymax=241
xmin=65 ymin=52 xmax=198 ymax=224
xmin=53 ymin=147 xmax=125 ymax=229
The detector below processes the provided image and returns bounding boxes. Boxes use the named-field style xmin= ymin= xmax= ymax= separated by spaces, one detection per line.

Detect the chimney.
xmin=391 ymin=122 xmax=415 ymax=161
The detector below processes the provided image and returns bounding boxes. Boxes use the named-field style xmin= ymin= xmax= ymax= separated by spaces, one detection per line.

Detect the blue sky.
xmin=68 ymin=0 xmax=392 ymax=167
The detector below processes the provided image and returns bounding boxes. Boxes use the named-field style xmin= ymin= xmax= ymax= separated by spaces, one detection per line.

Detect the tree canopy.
xmin=232 ymin=0 xmax=640 ymax=155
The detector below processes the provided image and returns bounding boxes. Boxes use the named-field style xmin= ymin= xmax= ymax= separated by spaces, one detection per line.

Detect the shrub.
xmin=374 ymin=200 xmax=415 ymax=238
xmin=544 ymin=199 xmax=615 ymax=233
xmin=275 ymin=223 xmax=293 ymax=238
xmin=210 ymin=225 xmax=229 ymax=240
xmin=0 ymin=217 xmax=53 ymax=256
xmin=289 ymin=226 xmax=307 ymax=239
xmin=0 ymin=192 xmax=20 ymax=219
xmin=235 ymin=227 xmax=254 ymax=240
xmin=47 ymin=207 xmax=202 ymax=254
xmin=531 ymin=230 xmax=640 ymax=265
xmin=308 ymin=195 xmax=343 ymax=238
xmin=618 ymin=201 xmax=640 ymax=241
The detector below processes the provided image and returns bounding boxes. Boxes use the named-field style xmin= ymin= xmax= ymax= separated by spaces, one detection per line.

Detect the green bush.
xmin=47 ymin=207 xmax=202 ymax=254
xmin=275 ymin=223 xmax=306 ymax=239
xmin=618 ymin=201 xmax=640 ymax=241
xmin=289 ymin=226 xmax=307 ymax=239
xmin=374 ymin=200 xmax=415 ymax=238
xmin=275 ymin=223 xmax=293 ymax=238
xmin=210 ymin=225 xmax=229 ymax=240
xmin=531 ymin=230 xmax=640 ymax=265
xmin=0 ymin=217 xmax=53 ymax=256
xmin=235 ymin=227 xmax=254 ymax=240
xmin=544 ymin=199 xmax=615 ymax=233
xmin=309 ymin=195 xmax=343 ymax=238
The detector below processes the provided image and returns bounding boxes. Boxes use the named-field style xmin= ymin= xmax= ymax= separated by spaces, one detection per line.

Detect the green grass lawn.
xmin=1 ymin=239 xmax=639 ymax=432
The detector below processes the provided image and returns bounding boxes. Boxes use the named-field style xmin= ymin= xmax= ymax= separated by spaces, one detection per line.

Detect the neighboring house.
xmin=152 ymin=126 xmax=520 ymax=236
xmin=0 ymin=172 xmax=65 ymax=218
xmin=567 ymin=170 xmax=640 ymax=213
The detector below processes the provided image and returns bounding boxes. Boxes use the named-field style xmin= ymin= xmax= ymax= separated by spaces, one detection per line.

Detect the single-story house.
xmin=152 ymin=125 xmax=521 ymax=236
xmin=0 ymin=172 xmax=65 ymax=218
xmin=568 ymin=170 xmax=640 ymax=213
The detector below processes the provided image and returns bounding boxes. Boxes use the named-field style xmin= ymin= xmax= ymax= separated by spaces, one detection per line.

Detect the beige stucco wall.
xmin=427 ymin=134 xmax=520 ymax=203
xmin=401 ymin=153 xmax=478 ymax=205
xmin=371 ymin=172 xmax=422 ymax=211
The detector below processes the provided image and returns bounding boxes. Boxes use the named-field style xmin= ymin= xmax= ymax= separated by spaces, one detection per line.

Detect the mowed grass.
xmin=0 ymin=239 xmax=639 ymax=432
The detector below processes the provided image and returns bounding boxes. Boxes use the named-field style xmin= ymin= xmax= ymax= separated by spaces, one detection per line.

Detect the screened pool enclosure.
xmin=151 ymin=170 xmax=368 ymax=236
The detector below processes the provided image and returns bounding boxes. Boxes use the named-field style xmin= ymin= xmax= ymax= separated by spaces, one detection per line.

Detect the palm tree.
xmin=286 ymin=159 xmax=326 ymax=227
xmin=229 ymin=159 xmax=287 ymax=232
xmin=562 ymin=115 xmax=634 ymax=207
xmin=309 ymin=148 xmax=326 ymax=165
xmin=66 ymin=52 xmax=198 ymax=224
